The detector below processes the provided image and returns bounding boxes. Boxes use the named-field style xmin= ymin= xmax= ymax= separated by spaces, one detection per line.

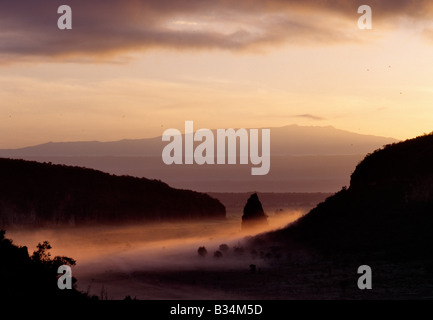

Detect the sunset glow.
xmin=1 ymin=1 xmax=433 ymax=148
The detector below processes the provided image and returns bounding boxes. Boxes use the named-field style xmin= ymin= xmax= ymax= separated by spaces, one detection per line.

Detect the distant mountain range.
xmin=0 ymin=125 xmax=398 ymax=193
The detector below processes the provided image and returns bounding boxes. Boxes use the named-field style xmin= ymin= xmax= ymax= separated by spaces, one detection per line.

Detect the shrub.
xmin=219 ymin=244 xmax=229 ymax=252
xmin=214 ymin=251 xmax=223 ymax=258
xmin=197 ymin=246 xmax=208 ymax=257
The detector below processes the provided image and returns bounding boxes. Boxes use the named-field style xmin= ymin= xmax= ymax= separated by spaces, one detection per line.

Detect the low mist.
xmin=7 ymin=209 xmax=305 ymax=299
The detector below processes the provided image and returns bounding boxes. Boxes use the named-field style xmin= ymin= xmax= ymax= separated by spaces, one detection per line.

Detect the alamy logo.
xmin=162 ymin=121 xmax=270 ymax=175
xmin=357 ymin=265 xmax=372 ymax=290
xmin=57 ymin=265 xmax=72 ymax=290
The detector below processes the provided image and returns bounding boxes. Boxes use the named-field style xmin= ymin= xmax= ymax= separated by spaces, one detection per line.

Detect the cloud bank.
xmin=1 ymin=0 xmax=432 ymax=62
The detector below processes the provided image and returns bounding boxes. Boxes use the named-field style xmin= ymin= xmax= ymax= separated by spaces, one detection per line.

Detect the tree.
xmin=233 ymin=246 xmax=245 ymax=256
xmin=219 ymin=244 xmax=229 ymax=252
xmin=31 ymin=241 xmax=76 ymax=267
xmin=214 ymin=251 xmax=223 ymax=258
xmin=197 ymin=246 xmax=208 ymax=257
xmin=31 ymin=241 xmax=52 ymax=263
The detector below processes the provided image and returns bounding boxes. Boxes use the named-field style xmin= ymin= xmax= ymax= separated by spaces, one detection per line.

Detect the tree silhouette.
xmin=219 ymin=244 xmax=229 ymax=252
xmin=31 ymin=241 xmax=52 ymax=263
xmin=197 ymin=246 xmax=208 ymax=257
xmin=214 ymin=250 xmax=223 ymax=258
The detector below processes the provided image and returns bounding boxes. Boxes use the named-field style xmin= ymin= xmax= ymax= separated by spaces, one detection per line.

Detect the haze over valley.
xmin=0 ymin=125 xmax=397 ymax=193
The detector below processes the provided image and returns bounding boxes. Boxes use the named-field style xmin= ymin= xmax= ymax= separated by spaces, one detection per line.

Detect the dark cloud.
xmin=0 ymin=0 xmax=431 ymax=62
xmin=293 ymin=114 xmax=325 ymax=121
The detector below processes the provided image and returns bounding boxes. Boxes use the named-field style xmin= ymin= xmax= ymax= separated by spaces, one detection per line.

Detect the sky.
xmin=1 ymin=0 xmax=433 ymax=148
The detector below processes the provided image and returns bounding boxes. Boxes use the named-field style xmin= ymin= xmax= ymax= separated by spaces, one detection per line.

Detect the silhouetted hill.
xmin=259 ymin=133 xmax=433 ymax=258
xmin=0 ymin=125 xmax=398 ymax=192
xmin=0 ymin=158 xmax=225 ymax=227
xmin=0 ymin=230 xmax=89 ymax=299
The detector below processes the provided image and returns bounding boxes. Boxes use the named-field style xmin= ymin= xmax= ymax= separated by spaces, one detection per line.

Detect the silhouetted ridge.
xmin=0 ymin=158 xmax=225 ymax=227
xmin=261 ymin=132 xmax=433 ymax=257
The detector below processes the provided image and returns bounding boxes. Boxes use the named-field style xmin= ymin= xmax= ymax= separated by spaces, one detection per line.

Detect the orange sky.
xmin=1 ymin=1 xmax=433 ymax=148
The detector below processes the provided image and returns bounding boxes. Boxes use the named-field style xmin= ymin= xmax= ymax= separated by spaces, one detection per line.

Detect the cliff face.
xmin=262 ymin=133 xmax=433 ymax=257
xmin=0 ymin=158 xmax=226 ymax=227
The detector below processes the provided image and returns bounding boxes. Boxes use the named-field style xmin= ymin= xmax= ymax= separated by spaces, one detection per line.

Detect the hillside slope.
xmin=261 ymin=133 xmax=433 ymax=258
xmin=0 ymin=230 xmax=90 ymax=299
xmin=0 ymin=158 xmax=225 ymax=227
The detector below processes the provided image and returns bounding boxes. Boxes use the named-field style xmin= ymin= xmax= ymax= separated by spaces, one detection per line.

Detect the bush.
xmin=197 ymin=246 xmax=208 ymax=257
xmin=219 ymin=244 xmax=229 ymax=252
xmin=214 ymin=251 xmax=223 ymax=258
xmin=233 ymin=246 xmax=245 ymax=256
